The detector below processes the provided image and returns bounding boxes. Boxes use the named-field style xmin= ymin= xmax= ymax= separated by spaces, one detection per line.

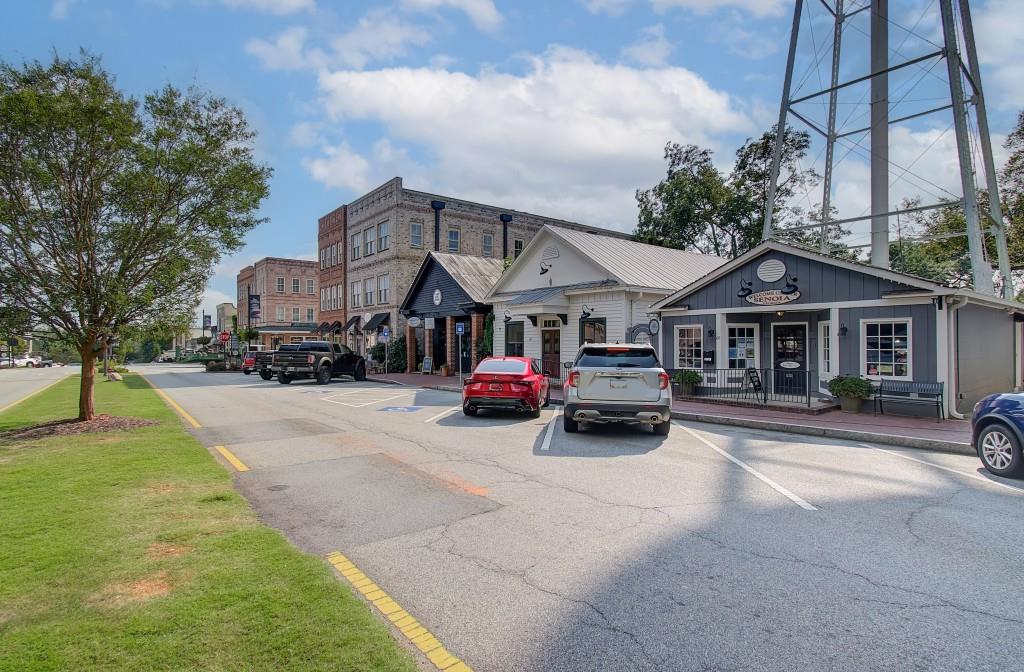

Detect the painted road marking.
xmin=378 ymin=406 xmax=423 ymax=413
xmin=678 ymin=423 xmax=818 ymax=511
xmin=0 ymin=375 xmax=67 ymax=414
xmin=540 ymin=407 xmax=561 ymax=451
xmin=214 ymin=445 xmax=250 ymax=472
xmin=326 ymin=551 xmax=473 ymax=671
xmin=424 ymin=405 xmax=462 ymax=424
xmin=322 ymin=388 xmax=416 ymax=408
xmin=861 ymin=443 xmax=1024 ymax=494
xmin=135 ymin=374 xmax=203 ymax=429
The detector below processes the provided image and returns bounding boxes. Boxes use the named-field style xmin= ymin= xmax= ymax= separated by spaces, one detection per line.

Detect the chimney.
xmin=500 ymin=213 xmax=512 ymax=258
xmin=430 ymin=200 xmax=446 ymax=251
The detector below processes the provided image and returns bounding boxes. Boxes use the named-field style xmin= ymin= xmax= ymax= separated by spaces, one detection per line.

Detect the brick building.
xmin=314 ymin=176 xmax=629 ymax=371
xmin=236 ymin=257 xmax=319 ymax=349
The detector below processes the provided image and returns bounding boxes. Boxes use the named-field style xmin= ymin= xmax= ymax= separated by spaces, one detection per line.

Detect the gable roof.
xmin=651 ymin=239 xmax=1024 ymax=311
xmin=400 ymin=252 xmax=505 ymax=311
xmin=487 ymin=225 xmax=725 ymax=298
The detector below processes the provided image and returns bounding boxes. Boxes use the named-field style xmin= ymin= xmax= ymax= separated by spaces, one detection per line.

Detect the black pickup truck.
xmin=271 ymin=341 xmax=367 ymax=385
xmin=249 ymin=345 xmax=298 ymax=380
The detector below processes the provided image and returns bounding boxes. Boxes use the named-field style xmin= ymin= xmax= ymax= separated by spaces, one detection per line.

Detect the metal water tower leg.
xmin=870 ymin=0 xmax=890 ymax=268
xmin=820 ymin=0 xmax=845 ymax=252
xmin=763 ymin=0 xmax=804 ymax=242
xmin=939 ymin=0 xmax=994 ymax=294
xmin=957 ymin=0 xmax=1013 ymax=298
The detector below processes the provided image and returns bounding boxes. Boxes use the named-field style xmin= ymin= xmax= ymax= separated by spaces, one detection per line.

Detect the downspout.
xmin=946 ymin=295 xmax=967 ymax=419
xmin=431 ymin=200 xmax=445 ymax=252
xmin=500 ymin=213 xmax=512 ymax=258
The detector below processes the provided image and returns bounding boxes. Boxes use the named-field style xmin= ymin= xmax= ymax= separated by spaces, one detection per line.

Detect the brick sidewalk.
xmin=368 ymin=371 xmax=972 ymax=452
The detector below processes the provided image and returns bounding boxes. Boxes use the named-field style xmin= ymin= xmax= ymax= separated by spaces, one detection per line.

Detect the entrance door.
xmin=772 ymin=323 xmax=807 ymax=396
xmin=541 ymin=330 xmax=560 ymax=379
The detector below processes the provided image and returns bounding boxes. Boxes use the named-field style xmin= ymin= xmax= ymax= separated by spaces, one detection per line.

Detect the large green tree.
xmin=0 ymin=54 xmax=270 ymax=419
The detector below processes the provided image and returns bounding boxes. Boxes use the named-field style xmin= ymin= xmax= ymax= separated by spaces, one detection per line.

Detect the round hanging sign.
xmin=757 ymin=259 xmax=787 ymax=283
xmin=648 ymin=318 xmax=661 ymax=335
xmin=779 ymin=361 xmax=800 ymax=369
xmin=433 ymin=289 xmax=442 ymax=305
xmin=407 ymin=317 xmax=422 ymax=328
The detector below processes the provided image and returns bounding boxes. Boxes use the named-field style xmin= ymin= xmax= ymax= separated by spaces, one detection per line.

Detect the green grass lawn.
xmin=0 ymin=374 xmax=417 ymax=672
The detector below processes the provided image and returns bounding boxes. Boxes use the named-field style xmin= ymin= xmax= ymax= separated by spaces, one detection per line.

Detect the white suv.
xmin=563 ymin=343 xmax=672 ymax=436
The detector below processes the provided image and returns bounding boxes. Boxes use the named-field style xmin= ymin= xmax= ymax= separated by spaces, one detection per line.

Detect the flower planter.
xmin=838 ymin=396 xmax=863 ymax=413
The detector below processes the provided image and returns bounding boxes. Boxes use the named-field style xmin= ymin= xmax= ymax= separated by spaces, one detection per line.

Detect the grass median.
xmin=0 ymin=373 xmax=417 ymax=672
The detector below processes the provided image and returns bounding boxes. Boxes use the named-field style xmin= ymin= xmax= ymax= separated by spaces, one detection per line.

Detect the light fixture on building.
xmin=781 ymin=275 xmax=799 ymax=295
xmin=503 ymin=309 xmax=512 ymax=323
xmin=736 ymin=279 xmax=753 ymax=298
xmin=581 ymin=304 xmax=592 ymax=319
xmin=776 ymin=311 xmax=785 ymax=317
xmin=539 ymin=262 xmax=551 ymax=275
xmin=839 ymin=322 xmax=848 ymax=336
xmin=708 ymin=329 xmax=716 ymax=337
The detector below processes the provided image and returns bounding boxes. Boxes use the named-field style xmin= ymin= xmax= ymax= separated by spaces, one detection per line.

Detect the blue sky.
xmin=6 ymin=0 xmax=1023 ymax=323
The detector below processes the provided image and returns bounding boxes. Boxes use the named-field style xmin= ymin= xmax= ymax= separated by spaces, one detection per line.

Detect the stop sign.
xmin=218 ymin=331 xmax=230 ymax=343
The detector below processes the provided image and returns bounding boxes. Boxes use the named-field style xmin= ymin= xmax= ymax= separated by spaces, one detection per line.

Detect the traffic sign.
xmin=382 ymin=326 xmax=390 ymax=338
xmin=218 ymin=331 xmax=230 ymax=343
xmin=455 ymin=322 xmax=465 ymax=335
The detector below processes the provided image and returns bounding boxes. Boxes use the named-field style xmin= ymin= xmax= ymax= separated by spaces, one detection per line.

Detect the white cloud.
xmin=621 ymin=24 xmax=674 ymax=67
xmin=221 ymin=0 xmax=314 ymax=15
xmin=331 ymin=10 xmax=432 ymax=69
xmin=706 ymin=10 xmax=778 ymax=59
xmin=579 ymin=0 xmax=634 ymax=16
xmin=50 ymin=0 xmax=76 ymax=19
xmin=307 ymin=46 xmax=751 ymax=228
xmin=287 ymin=121 xmax=323 ymax=147
xmin=400 ymin=0 xmax=502 ymax=32
xmin=973 ymin=0 xmax=1024 ymax=108
xmin=245 ymin=27 xmax=326 ymax=71
xmin=651 ymin=0 xmax=785 ymax=18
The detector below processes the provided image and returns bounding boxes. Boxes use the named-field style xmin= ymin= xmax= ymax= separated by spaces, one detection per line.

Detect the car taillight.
xmin=658 ymin=371 xmax=670 ymax=390
xmin=511 ymin=379 xmax=531 ymax=388
xmin=568 ymin=371 xmax=579 ymax=387
xmin=307 ymin=354 xmax=315 ymax=364
xmin=463 ymin=377 xmax=474 ymax=385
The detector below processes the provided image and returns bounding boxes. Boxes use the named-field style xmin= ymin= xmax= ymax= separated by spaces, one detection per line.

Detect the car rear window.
xmin=475 ymin=359 xmax=528 ymax=374
xmin=576 ymin=347 xmax=659 ymax=368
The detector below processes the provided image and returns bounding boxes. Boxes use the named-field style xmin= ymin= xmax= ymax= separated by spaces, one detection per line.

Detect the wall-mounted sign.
xmin=745 ymin=289 xmax=801 ymax=306
xmin=757 ymin=259 xmax=787 ymax=283
xmin=433 ymin=289 xmax=443 ymax=305
xmin=779 ymin=361 xmax=800 ymax=369
xmin=363 ymin=312 xmax=372 ymax=323
xmin=648 ymin=318 xmax=661 ymax=335
xmin=424 ymin=317 xmax=436 ymax=329
xmin=407 ymin=316 xmax=422 ymax=328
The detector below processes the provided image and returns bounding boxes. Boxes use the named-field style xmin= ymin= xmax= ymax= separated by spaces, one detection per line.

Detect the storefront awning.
xmin=328 ymin=320 xmax=344 ymax=333
xmin=316 ymin=321 xmax=331 ymax=334
xmin=342 ymin=315 xmax=361 ymax=332
xmin=364 ymin=312 xmax=389 ymax=332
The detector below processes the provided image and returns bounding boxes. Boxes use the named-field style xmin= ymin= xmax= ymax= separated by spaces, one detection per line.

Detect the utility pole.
xmin=869 ymin=0 xmax=890 ymax=269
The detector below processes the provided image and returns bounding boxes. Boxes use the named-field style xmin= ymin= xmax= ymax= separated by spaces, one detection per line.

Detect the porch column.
xmin=424 ymin=325 xmax=433 ymax=362
xmin=471 ymin=312 xmax=485 ymax=367
xmin=445 ymin=316 xmax=456 ymax=376
xmin=715 ymin=313 xmax=727 ymax=371
xmin=829 ymin=307 xmax=840 ymax=377
xmin=406 ymin=324 xmax=416 ymax=373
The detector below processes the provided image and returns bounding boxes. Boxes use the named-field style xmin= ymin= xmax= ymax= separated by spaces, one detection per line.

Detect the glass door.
xmin=773 ymin=324 xmax=807 ymax=396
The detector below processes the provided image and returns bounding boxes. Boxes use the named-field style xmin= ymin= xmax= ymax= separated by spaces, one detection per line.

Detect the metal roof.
xmin=430 ymin=253 xmax=506 ymax=303
xmin=364 ymin=312 xmax=389 ymax=331
xmin=505 ymin=281 xmax=615 ymax=305
xmin=547 ymin=227 xmax=726 ymax=290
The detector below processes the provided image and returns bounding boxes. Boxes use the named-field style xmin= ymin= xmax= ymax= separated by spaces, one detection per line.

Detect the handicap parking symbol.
xmin=378 ymin=406 xmax=423 ymax=413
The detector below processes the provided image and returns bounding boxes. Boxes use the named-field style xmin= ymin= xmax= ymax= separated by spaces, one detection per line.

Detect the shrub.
xmin=675 ymin=370 xmax=703 ymax=385
xmin=827 ymin=375 xmax=873 ymax=399
xmin=386 ymin=335 xmax=407 ymax=373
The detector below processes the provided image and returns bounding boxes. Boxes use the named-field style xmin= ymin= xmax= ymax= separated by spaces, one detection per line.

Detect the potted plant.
xmin=827 ymin=375 xmax=874 ymax=413
xmin=438 ymin=361 xmax=449 ymax=377
xmin=674 ymin=370 xmax=703 ymax=396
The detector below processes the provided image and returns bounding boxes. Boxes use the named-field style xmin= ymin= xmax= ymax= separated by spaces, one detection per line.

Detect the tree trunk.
xmin=79 ymin=346 xmax=96 ymax=421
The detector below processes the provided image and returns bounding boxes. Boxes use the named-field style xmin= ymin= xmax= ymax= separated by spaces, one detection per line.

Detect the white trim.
xmin=673 ymin=324 xmax=703 ymax=370
xmin=828 ymin=307 xmax=840 ymax=383
xmin=658 ymin=296 xmax=933 ymax=316
xmin=1016 ymin=322 xmax=1024 ymax=391
xmin=726 ymin=323 xmax=760 ymax=370
xmin=770 ymin=321 xmax=809 ymax=373
xmin=817 ymin=321 xmax=831 ymax=388
xmin=715 ymin=313 xmax=728 ymax=372
xmin=859 ymin=317 xmax=913 ymax=381
xmin=936 ymin=303 xmax=950 ymax=398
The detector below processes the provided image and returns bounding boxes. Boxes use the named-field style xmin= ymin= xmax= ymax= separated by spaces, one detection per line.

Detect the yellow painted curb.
xmin=326 ymin=551 xmax=473 ymax=672
xmin=214 ymin=445 xmax=250 ymax=472
xmin=136 ymin=372 xmax=201 ymax=428
xmin=0 ymin=375 xmax=67 ymax=414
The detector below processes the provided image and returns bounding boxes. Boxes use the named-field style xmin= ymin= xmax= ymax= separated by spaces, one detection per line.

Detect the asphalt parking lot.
xmin=139 ymin=364 xmax=1024 ymax=672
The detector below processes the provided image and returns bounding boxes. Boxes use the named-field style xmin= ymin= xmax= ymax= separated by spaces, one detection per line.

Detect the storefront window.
xmin=676 ymin=325 xmax=702 ymax=370
xmin=581 ymin=318 xmax=606 ymax=345
xmin=863 ymin=320 xmax=910 ymax=378
xmin=505 ymin=322 xmax=524 ymax=356
xmin=728 ymin=326 xmax=756 ymax=369
xmin=819 ymin=322 xmax=831 ymax=375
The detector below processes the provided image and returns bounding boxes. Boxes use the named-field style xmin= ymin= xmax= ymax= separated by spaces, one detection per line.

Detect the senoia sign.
xmin=745 ymin=290 xmax=801 ymax=306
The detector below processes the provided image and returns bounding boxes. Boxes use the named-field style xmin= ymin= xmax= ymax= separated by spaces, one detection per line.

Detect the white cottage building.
xmin=486 ymin=226 xmax=722 ymax=378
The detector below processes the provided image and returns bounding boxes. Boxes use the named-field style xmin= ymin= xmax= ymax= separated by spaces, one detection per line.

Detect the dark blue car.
xmin=971 ymin=393 xmax=1024 ymax=478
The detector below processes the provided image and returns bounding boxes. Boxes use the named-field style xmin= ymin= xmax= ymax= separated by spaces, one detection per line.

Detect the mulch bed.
xmin=0 ymin=415 xmax=157 ymax=442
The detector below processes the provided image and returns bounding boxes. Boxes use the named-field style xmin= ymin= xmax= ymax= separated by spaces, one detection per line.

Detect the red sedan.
xmin=463 ymin=357 xmax=550 ymax=418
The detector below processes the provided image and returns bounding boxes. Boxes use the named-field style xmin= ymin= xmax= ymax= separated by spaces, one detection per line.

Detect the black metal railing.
xmin=666 ymin=368 xmax=816 ymax=407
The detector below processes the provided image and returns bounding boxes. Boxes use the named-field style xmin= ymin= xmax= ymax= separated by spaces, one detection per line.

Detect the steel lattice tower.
xmin=762 ymin=0 xmax=1012 ymax=298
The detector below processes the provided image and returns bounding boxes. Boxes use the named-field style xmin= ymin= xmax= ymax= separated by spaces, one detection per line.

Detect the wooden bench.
xmin=873 ymin=379 xmax=945 ymax=421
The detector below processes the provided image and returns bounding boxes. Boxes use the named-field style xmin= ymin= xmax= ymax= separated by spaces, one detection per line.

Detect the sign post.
xmin=380 ymin=326 xmax=391 ymax=377
xmin=455 ymin=322 xmax=465 ymax=385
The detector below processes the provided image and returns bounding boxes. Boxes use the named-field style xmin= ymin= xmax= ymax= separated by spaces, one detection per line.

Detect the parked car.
xmin=971 ymin=393 xmax=1024 ymax=478
xmin=249 ymin=345 xmax=296 ymax=381
xmin=462 ymin=356 xmax=550 ymax=418
xmin=271 ymin=341 xmax=366 ymax=384
xmin=13 ymin=355 xmax=41 ymax=367
xmin=563 ymin=343 xmax=672 ymax=435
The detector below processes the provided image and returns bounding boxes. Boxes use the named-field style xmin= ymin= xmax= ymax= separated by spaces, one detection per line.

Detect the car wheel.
xmin=529 ymin=404 xmax=542 ymax=419
xmin=978 ymin=423 xmax=1024 ymax=478
xmin=653 ymin=421 xmax=671 ymax=436
xmin=259 ymin=370 xmax=272 ymax=381
xmin=243 ymin=370 xmax=252 ymax=375
xmin=563 ymin=413 xmax=579 ymax=433
xmin=463 ymin=404 xmax=478 ymax=416
xmin=354 ymin=363 xmax=366 ymax=381
xmin=278 ymin=373 xmax=292 ymax=385
xmin=25 ymin=362 xmax=34 ymax=368
xmin=316 ymin=365 xmax=331 ymax=385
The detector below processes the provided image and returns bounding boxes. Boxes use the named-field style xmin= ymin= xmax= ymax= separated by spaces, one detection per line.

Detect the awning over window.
xmin=328 ymin=320 xmax=344 ymax=333
xmin=364 ymin=312 xmax=389 ymax=332
xmin=342 ymin=315 xmax=361 ymax=332
xmin=316 ymin=321 xmax=331 ymax=334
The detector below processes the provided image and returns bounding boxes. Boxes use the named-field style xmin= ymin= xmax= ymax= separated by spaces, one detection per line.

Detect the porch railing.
xmin=666 ymin=368 xmax=817 ymax=407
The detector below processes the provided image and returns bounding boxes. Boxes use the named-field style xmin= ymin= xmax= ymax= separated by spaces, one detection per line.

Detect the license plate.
xmin=489 ymin=383 xmax=503 ymax=391
xmin=610 ymin=380 xmax=627 ymax=389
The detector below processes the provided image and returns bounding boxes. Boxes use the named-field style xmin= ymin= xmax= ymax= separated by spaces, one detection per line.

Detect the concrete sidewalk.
xmin=368 ymin=371 xmax=973 ymax=454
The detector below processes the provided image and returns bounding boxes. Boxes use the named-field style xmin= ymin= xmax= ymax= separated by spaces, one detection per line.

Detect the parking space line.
xmin=424 ymin=405 xmax=462 ymax=423
xmin=326 ymin=551 xmax=473 ymax=671
xmin=540 ymin=408 xmax=561 ymax=451
xmin=214 ymin=445 xmax=250 ymax=472
xmin=861 ymin=443 xmax=1024 ymax=494
xmin=678 ymin=423 xmax=818 ymax=511
xmin=336 ymin=392 xmax=415 ymax=408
